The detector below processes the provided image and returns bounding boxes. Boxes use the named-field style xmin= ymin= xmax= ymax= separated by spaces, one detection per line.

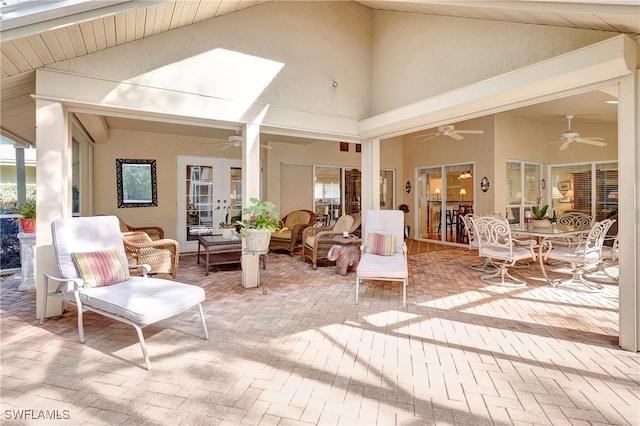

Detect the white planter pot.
xmin=221 ymin=227 xmax=235 ymax=239
xmin=532 ymin=219 xmax=551 ymax=228
xmin=245 ymin=229 xmax=271 ymax=253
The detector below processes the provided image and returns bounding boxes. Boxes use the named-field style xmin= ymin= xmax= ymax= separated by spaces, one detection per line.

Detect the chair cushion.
xmin=357 ymin=253 xmax=408 ymax=279
xmin=333 ymin=215 xmax=355 ymax=233
xmin=365 ymin=233 xmax=396 ymax=256
xmin=271 ymin=230 xmax=292 ymax=240
xmin=73 ymin=277 xmax=205 ymax=326
xmin=72 ymin=249 xmax=130 ymax=288
xmin=284 ymin=211 xmax=310 ymax=228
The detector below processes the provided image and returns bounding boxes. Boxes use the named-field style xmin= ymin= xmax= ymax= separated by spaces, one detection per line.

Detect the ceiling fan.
xmin=554 ymin=114 xmax=606 ymax=151
xmin=414 ymin=125 xmax=484 ymax=142
xmin=202 ymin=135 xmax=272 ymax=150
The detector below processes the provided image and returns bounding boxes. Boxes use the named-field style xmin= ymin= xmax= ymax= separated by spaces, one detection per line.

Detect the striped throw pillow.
xmin=365 ymin=233 xmax=396 ymax=256
xmin=72 ymin=249 xmax=130 ymax=288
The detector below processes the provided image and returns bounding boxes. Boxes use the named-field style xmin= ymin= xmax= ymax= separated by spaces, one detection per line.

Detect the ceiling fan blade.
xmin=448 ymin=132 xmax=464 ymax=141
xmin=414 ymin=132 xmax=438 ymax=139
xmin=576 ymin=137 xmax=607 ymax=147
xmin=419 ymin=134 xmax=441 ymax=142
xmin=559 ymin=141 xmax=571 ymax=151
xmin=455 ymin=130 xmax=484 ymax=135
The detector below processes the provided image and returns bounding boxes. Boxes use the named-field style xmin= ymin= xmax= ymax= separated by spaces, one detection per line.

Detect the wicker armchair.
xmin=99 ymin=214 xmax=165 ymax=240
xmin=122 ymin=231 xmax=180 ymax=279
xmin=269 ymin=209 xmax=317 ymax=255
xmin=302 ymin=213 xmax=361 ymax=269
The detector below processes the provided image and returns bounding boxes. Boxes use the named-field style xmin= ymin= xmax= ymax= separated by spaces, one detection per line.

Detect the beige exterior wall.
xmin=370 ymin=10 xmax=616 ymax=114
xmin=46 ymin=1 xmax=372 ymax=137
xmin=93 ymin=129 xmax=238 ymax=239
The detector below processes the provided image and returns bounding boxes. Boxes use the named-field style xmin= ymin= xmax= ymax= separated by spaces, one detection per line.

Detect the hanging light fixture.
xmin=458 ymin=170 xmax=472 ymax=179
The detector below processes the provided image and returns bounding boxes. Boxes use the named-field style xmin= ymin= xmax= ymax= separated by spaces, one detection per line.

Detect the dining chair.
xmin=539 ymin=218 xmax=614 ymax=291
xmin=355 ymin=210 xmax=408 ymax=308
xmin=473 ymin=215 xmax=537 ymax=287
xmin=460 ymin=213 xmax=493 ymax=272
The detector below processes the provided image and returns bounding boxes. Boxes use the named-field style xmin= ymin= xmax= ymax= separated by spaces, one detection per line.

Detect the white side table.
xmin=17 ymin=232 xmax=36 ymax=291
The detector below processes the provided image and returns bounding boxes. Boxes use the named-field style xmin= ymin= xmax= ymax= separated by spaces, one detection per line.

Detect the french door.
xmin=177 ymin=156 xmax=242 ymax=252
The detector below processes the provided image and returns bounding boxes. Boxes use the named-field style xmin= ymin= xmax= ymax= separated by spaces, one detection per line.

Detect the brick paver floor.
xmin=1 ymin=249 xmax=638 ymax=425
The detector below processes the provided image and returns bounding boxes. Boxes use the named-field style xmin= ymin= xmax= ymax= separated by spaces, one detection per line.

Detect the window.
xmin=550 ymin=161 xmax=618 ymax=222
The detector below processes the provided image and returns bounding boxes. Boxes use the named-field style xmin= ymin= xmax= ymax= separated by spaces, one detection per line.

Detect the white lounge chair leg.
xmin=40 ymin=275 xmax=48 ymax=325
xmin=73 ymin=291 xmax=86 ymax=343
xmin=402 ymin=279 xmax=407 ymax=309
xmin=134 ymin=325 xmax=151 ymax=370
xmin=198 ymin=304 xmax=209 ymax=340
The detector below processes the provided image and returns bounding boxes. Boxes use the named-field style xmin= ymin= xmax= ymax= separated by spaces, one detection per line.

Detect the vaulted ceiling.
xmin=1 ymin=0 xmax=637 ymax=146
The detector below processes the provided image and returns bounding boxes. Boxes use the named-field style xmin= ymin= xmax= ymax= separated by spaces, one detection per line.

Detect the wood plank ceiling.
xmin=1 ymin=0 xmax=638 ymax=146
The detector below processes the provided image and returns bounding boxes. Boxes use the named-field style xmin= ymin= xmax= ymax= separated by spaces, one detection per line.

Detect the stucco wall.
xmin=370 ymin=10 xmax=617 ymax=115
xmin=45 ymin=1 xmax=372 ymax=136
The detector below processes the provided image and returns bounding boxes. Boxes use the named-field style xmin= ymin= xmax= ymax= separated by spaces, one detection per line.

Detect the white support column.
xmin=15 ymin=147 xmax=26 ymax=203
xmin=617 ymin=72 xmax=639 ymax=352
xmin=360 ymin=138 xmax=380 ymax=237
xmin=241 ymin=122 xmax=262 ymax=288
xmin=35 ymin=98 xmax=72 ymax=319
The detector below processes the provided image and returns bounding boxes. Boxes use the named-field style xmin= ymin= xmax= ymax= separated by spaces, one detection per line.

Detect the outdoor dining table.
xmin=510 ymin=224 xmax=591 ymax=286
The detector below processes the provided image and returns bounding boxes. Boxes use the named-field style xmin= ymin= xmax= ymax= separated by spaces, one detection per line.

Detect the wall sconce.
xmin=332 ymin=80 xmax=338 ymax=88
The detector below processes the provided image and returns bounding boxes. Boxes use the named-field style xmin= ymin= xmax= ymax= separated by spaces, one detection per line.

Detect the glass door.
xmin=177 ymin=156 xmax=241 ymax=251
xmin=506 ymin=160 xmax=542 ymax=225
xmin=417 ymin=163 xmax=474 ymax=244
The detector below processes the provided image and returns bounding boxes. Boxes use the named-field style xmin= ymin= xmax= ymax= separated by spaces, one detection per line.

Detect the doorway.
xmin=177 ymin=156 xmax=242 ymax=252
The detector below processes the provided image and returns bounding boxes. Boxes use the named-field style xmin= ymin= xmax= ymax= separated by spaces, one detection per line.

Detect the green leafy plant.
xmin=12 ymin=200 xmax=36 ymax=219
xmin=236 ymin=197 xmax=280 ymax=237
xmin=219 ymin=212 xmax=234 ymax=227
xmin=531 ymin=204 xmax=548 ymax=219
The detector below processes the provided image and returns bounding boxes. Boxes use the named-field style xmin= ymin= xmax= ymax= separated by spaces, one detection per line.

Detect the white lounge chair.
xmin=355 ymin=210 xmax=409 ymax=308
xmin=41 ymin=215 xmax=209 ymax=369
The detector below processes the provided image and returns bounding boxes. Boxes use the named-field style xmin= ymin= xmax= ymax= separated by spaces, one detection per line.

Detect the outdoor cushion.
xmin=271 ymin=230 xmax=292 ymax=240
xmin=69 ymin=277 xmax=205 ymax=326
xmin=332 ymin=215 xmax=355 ymax=234
xmin=284 ymin=211 xmax=311 ymax=228
xmin=365 ymin=233 xmax=396 ymax=256
xmin=72 ymin=249 xmax=130 ymax=288
xmin=356 ymin=253 xmax=407 ymax=279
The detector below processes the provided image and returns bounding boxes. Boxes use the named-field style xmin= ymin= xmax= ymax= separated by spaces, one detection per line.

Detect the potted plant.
xmin=236 ymin=197 xmax=280 ymax=252
xmin=12 ymin=200 xmax=36 ymax=233
xmin=219 ymin=212 xmax=237 ymax=239
xmin=531 ymin=204 xmax=551 ymax=228
xmin=398 ymin=204 xmax=410 ymax=239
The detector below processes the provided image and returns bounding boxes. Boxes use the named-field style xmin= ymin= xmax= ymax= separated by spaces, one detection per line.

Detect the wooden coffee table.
xmin=197 ymin=235 xmax=242 ymax=276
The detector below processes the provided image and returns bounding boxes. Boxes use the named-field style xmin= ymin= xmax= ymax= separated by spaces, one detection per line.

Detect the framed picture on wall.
xmin=116 ymin=158 xmax=158 ymax=208
xmin=558 ymin=181 xmax=571 ymax=191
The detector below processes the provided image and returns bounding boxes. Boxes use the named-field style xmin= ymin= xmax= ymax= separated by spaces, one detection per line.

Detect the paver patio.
xmin=1 ymin=248 xmax=638 ymax=425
